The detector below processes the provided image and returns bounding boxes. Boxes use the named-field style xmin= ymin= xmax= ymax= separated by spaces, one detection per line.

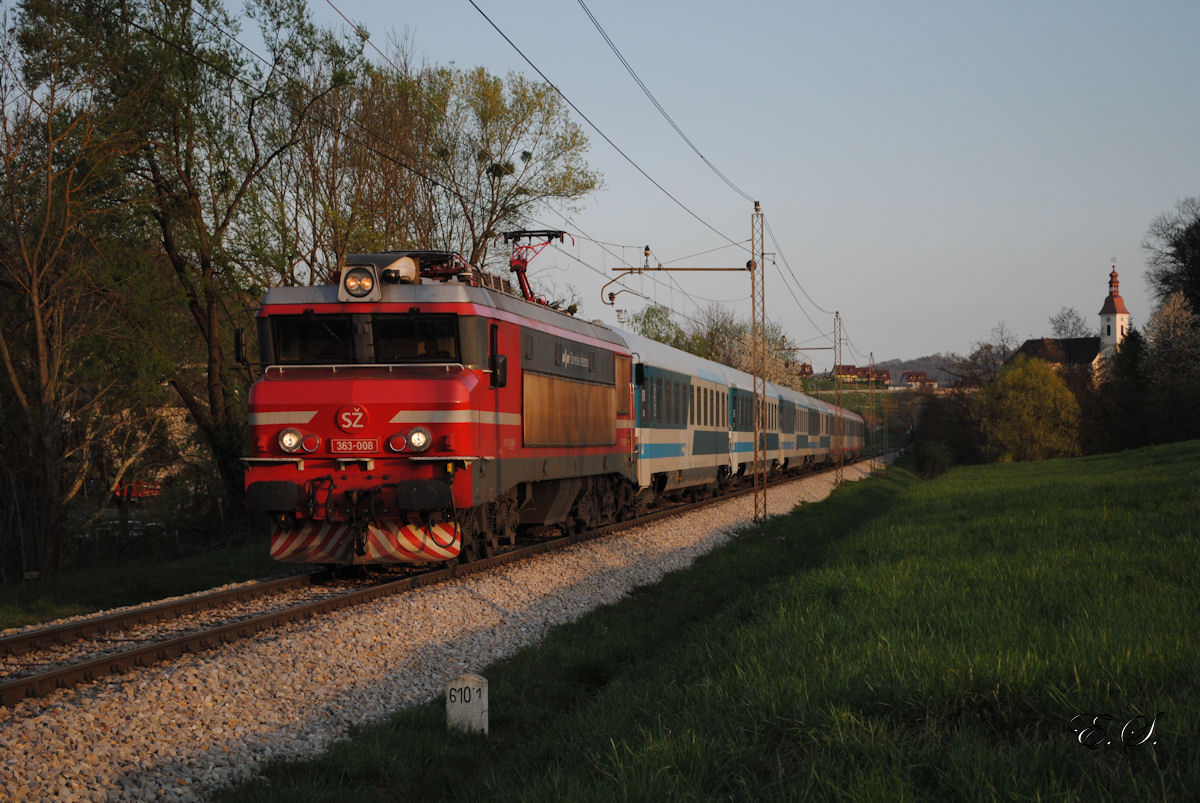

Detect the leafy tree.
xmin=245 ymin=57 xmax=602 ymax=287
xmin=240 ymin=53 xmax=438 ymax=287
xmin=428 ymin=66 xmax=601 ymax=268
xmin=629 ymin=302 xmax=803 ymax=387
xmin=0 ymin=16 xmax=161 ymax=575
xmin=1144 ymin=196 xmax=1200 ymax=312
xmin=1049 ymin=306 xmax=1095 ymax=338
xmin=1084 ymin=328 xmax=1148 ymax=452
xmin=630 ymin=304 xmax=689 ymax=351
xmin=975 ymin=355 xmax=1080 ymax=461
xmin=910 ymin=390 xmax=984 ymax=476
xmin=16 ymin=0 xmax=358 ymax=506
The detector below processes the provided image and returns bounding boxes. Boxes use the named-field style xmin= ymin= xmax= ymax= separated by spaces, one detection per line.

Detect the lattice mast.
xmin=833 ymin=311 xmax=844 ymax=485
xmin=751 ymin=202 xmax=767 ymax=523
xmin=869 ymin=351 xmax=877 ymax=472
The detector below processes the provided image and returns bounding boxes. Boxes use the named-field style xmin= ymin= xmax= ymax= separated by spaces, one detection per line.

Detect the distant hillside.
xmin=877 ymin=354 xmax=958 ymax=385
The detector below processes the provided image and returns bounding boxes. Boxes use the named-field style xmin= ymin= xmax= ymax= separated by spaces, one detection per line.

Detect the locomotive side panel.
xmin=522 ymin=373 xmax=617 ymax=447
xmin=518 ymin=325 xmax=618 ymax=448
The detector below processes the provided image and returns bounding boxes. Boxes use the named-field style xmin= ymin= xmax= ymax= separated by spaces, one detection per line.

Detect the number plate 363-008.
xmin=330 ymin=438 xmax=377 ymax=454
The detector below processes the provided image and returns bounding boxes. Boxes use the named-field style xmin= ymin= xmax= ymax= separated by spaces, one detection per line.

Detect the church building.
xmin=1098 ymin=265 xmax=1131 ymax=354
xmin=1012 ymin=264 xmax=1132 ymax=376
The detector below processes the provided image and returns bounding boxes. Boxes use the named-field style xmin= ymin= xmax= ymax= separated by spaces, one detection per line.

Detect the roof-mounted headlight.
xmin=343 ymin=268 xmax=375 ymax=297
xmin=338 ymin=265 xmax=381 ymax=301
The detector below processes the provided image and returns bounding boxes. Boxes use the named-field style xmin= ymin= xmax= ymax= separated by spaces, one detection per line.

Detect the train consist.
xmin=241 ymin=238 xmax=864 ymax=565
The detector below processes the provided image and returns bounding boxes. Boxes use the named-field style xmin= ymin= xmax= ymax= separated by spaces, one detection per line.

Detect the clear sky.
xmin=307 ymin=0 xmax=1200 ymax=368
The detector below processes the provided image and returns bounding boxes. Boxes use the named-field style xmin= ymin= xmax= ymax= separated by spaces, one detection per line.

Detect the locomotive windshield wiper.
xmin=302 ymin=309 xmax=356 ymax=362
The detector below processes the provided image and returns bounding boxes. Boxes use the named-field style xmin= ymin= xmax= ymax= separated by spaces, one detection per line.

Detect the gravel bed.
xmin=0 ymin=577 xmax=293 ymax=639
xmin=0 ymin=464 xmax=877 ymax=801
xmin=1 ymin=579 xmax=380 ymax=682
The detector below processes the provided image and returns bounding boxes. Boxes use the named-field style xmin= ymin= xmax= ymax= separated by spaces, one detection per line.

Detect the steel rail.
xmin=0 ymin=457 xmax=882 ymax=708
xmin=0 ymin=571 xmax=322 ymax=658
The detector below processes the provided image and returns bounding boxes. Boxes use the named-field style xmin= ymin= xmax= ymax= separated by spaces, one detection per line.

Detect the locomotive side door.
xmin=485 ymin=320 xmax=509 ymax=492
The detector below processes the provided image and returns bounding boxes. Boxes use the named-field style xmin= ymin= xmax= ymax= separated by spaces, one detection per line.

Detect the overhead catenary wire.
xmin=537 ymin=209 xmax=719 ymax=327
xmin=569 ymin=0 xmax=851 ymax=358
xmin=574 ymin=0 xmax=756 ymax=205
xmin=764 ymin=216 xmax=835 ymax=317
xmin=464 ymin=0 xmax=743 ymax=250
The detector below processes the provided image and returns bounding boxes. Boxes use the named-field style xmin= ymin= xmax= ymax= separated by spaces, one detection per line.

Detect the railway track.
xmin=0 ymin=459 xmax=879 ymax=708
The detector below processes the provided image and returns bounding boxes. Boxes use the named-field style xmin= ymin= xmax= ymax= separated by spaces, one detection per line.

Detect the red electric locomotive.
xmin=242 ymin=235 xmax=637 ymax=565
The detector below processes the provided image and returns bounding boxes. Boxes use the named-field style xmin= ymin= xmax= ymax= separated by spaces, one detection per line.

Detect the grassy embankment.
xmin=216 ymin=441 xmax=1200 ymax=801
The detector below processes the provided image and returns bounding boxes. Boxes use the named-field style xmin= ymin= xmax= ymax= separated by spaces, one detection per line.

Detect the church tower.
xmin=1098 ymin=263 xmax=1130 ymax=351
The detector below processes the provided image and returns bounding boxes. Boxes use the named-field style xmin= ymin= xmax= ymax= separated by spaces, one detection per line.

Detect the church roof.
xmin=1015 ymin=337 xmax=1102 ymax=367
xmin=1099 ymin=266 xmax=1130 ymax=315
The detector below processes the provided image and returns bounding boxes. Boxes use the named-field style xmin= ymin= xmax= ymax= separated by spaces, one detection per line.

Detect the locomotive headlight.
xmin=407 ymin=426 xmax=432 ymax=452
xmin=343 ymin=267 xmax=375 ymax=297
xmin=386 ymin=432 xmax=408 ymax=452
xmin=278 ymin=427 xmax=304 ymax=453
xmin=301 ymin=434 xmax=321 ymax=453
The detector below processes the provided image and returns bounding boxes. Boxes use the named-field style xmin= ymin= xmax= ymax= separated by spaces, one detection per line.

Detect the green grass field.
xmin=215 ymin=441 xmax=1200 ymax=801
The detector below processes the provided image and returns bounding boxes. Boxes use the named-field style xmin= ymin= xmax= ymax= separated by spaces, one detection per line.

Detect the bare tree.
xmin=1144 ymin=196 xmax=1200 ymax=312
xmin=1049 ymin=306 xmax=1095 ymax=338
xmin=944 ymin=322 xmax=1017 ymax=387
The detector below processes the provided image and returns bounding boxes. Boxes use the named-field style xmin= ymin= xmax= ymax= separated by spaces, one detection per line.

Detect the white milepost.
xmin=446 ymin=673 xmax=489 ymax=735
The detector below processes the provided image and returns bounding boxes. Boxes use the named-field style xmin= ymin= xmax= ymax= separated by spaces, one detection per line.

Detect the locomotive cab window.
xmin=266 ymin=313 xmax=461 ymax=365
xmin=373 ymin=314 xmax=459 ymax=363
xmin=269 ymin=314 xmax=355 ymax=364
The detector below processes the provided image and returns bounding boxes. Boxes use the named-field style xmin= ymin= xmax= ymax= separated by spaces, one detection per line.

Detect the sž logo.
xmin=337 ymin=404 xmax=369 ymax=433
